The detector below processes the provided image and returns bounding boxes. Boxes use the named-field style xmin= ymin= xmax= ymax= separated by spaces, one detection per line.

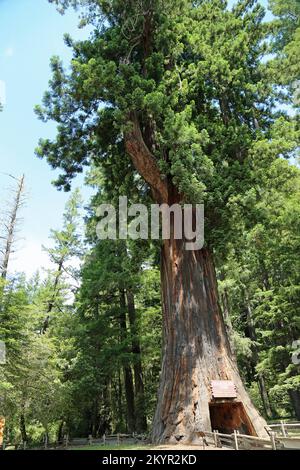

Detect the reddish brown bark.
xmin=125 ymin=113 xmax=168 ymax=204
xmin=125 ymin=117 xmax=267 ymax=443
xmin=150 ymin=238 xmax=266 ymax=442
xmin=151 ymin=236 xmax=268 ymax=443
xmin=209 ymin=402 xmax=255 ymax=436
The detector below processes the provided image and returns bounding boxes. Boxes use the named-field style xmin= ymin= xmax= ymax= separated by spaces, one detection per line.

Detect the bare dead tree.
xmin=0 ymin=174 xmax=26 ymax=280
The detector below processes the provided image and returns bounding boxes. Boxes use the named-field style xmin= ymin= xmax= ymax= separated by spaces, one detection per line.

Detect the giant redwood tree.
xmin=36 ymin=0 xmax=298 ymax=442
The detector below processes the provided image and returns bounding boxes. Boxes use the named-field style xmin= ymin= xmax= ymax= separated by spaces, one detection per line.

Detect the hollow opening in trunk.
xmin=209 ymin=401 xmax=256 ymax=436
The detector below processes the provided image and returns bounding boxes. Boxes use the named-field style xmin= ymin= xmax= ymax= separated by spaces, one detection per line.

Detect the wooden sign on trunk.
xmin=211 ymin=380 xmax=237 ymax=398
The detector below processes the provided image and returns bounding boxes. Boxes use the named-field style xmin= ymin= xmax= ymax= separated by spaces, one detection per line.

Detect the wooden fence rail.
xmin=63 ymin=432 xmax=147 ymax=448
xmin=2 ymin=423 xmax=300 ymax=450
xmin=203 ymin=430 xmax=279 ymax=450
xmin=1 ymin=432 xmax=148 ymax=450
xmin=267 ymin=421 xmax=300 ymax=437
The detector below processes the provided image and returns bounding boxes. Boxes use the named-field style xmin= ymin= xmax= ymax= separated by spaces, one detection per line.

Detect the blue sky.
xmin=0 ymin=0 xmax=272 ymax=277
xmin=0 ymin=0 xmax=92 ymax=276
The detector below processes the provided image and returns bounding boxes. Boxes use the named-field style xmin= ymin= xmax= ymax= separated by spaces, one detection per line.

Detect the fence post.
xmin=233 ymin=430 xmax=239 ymax=450
xmin=202 ymin=434 xmax=206 ymax=450
xmin=117 ymin=433 xmax=120 ymax=446
xmin=280 ymin=420 xmax=287 ymax=437
xmin=270 ymin=431 xmax=277 ymax=450
xmin=44 ymin=433 xmax=48 ymax=450
xmin=213 ymin=430 xmax=218 ymax=447
xmin=64 ymin=434 xmax=69 ymax=448
xmin=88 ymin=434 xmax=93 ymax=446
xmin=215 ymin=430 xmax=221 ymax=448
xmin=103 ymin=433 xmax=106 ymax=445
xmin=23 ymin=440 xmax=27 ymax=450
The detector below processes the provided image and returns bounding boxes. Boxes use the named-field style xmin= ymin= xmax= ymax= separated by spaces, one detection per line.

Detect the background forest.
xmin=0 ymin=0 xmax=300 ymax=446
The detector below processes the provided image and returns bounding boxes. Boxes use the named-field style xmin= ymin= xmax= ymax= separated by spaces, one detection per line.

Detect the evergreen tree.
xmin=35 ymin=0 xmax=299 ymax=441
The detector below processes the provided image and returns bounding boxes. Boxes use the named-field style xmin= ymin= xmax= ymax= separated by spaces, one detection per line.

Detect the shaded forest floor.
xmin=71 ymin=443 xmax=229 ymax=451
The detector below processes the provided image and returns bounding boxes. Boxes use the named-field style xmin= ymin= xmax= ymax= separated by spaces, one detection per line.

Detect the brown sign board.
xmin=211 ymin=380 xmax=237 ymax=398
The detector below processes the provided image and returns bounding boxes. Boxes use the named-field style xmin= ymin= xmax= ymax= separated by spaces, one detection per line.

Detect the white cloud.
xmin=8 ymin=239 xmax=54 ymax=278
xmin=8 ymin=238 xmax=82 ymax=285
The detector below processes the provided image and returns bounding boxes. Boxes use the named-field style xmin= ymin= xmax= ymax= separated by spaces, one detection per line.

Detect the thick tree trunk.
xmin=289 ymin=389 xmax=300 ymax=420
xmin=151 ymin=238 xmax=268 ymax=444
xmin=257 ymin=374 xmax=273 ymax=419
xmin=245 ymin=298 xmax=273 ymax=419
xmin=117 ymin=371 xmax=124 ymax=430
xmin=127 ymin=290 xmax=147 ymax=432
xmin=20 ymin=412 xmax=27 ymax=444
xmin=219 ymin=277 xmax=235 ymax=355
xmin=91 ymin=399 xmax=99 ymax=437
xmin=123 ymin=366 xmax=135 ymax=433
xmin=119 ymin=289 xmax=135 ymax=433
xmin=111 ymin=371 xmax=124 ymax=431
xmin=57 ymin=419 xmax=64 ymax=443
xmin=124 ymin=116 xmax=267 ymax=443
